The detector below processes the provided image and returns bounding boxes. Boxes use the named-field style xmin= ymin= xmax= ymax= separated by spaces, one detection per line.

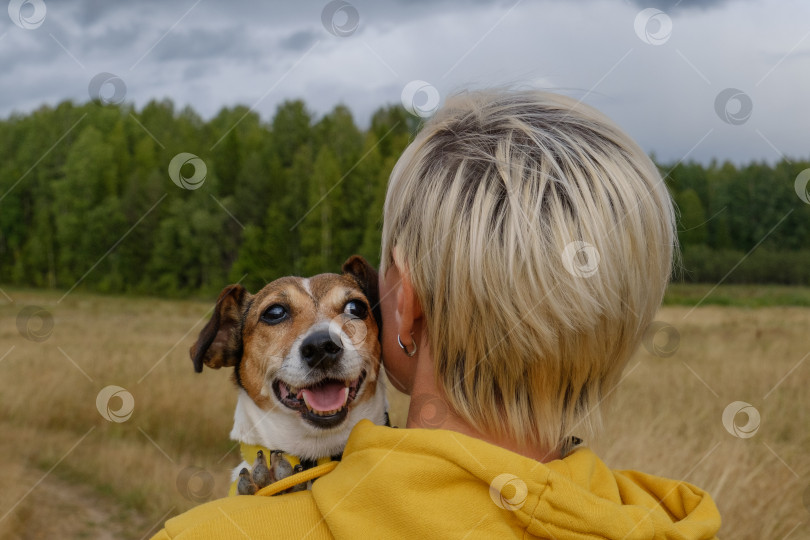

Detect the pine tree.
xmin=676 ymin=189 xmax=708 ymax=246
xmin=301 ymin=147 xmax=341 ymax=274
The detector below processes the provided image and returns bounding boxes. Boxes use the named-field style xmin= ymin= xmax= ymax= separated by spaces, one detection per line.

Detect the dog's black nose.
xmin=300 ymin=331 xmax=342 ymax=370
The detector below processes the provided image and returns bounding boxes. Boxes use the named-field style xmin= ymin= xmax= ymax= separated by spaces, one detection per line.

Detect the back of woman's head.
xmin=381 ymin=89 xmax=676 ymax=450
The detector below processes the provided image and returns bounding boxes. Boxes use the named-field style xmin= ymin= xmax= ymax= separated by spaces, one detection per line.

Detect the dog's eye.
xmin=261 ymin=304 xmax=288 ymax=324
xmin=343 ymin=300 xmax=368 ymax=319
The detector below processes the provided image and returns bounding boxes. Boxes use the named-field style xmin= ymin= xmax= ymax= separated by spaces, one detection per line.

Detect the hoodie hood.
xmin=311 ymin=420 xmax=720 ymax=539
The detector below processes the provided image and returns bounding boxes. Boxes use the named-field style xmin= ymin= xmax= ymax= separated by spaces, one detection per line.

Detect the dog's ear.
xmin=342 ymin=255 xmax=382 ymax=334
xmin=190 ymin=284 xmax=250 ymax=373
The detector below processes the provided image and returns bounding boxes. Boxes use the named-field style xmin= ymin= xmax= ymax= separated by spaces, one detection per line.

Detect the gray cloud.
xmin=629 ymin=0 xmax=734 ymax=11
xmin=154 ymin=27 xmax=256 ymax=61
xmin=71 ymin=0 xmax=123 ymax=26
xmin=279 ymin=29 xmax=319 ymax=52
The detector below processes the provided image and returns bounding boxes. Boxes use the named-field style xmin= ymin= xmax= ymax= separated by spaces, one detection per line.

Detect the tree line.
xmin=0 ymin=98 xmax=808 ymax=297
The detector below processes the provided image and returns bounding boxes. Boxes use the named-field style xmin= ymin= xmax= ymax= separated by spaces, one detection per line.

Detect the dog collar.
xmin=228 ymin=442 xmax=342 ymax=496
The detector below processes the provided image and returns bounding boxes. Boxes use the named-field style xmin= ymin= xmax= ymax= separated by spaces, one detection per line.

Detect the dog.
xmin=189 ymin=255 xmax=388 ymax=495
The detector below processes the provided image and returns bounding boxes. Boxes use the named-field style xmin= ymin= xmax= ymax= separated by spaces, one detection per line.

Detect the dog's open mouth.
xmin=272 ymin=372 xmax=366 ymax=428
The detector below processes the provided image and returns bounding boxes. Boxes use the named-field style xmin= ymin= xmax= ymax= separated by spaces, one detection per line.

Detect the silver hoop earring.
xmin=397 ymin=333 xmax=417 ymax=357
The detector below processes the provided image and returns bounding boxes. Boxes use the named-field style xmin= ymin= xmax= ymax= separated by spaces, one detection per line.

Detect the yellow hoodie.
xmin=152 ymin=420 xmax=720 ymax=539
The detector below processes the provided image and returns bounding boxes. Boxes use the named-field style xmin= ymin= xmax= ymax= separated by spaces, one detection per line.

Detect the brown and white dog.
xmin=189 ymin=256 xmax=387 ymax=492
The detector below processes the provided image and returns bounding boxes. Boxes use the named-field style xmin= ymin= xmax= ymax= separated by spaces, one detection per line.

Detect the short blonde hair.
xmin=381 ymin=90 xmax=676 ymax=451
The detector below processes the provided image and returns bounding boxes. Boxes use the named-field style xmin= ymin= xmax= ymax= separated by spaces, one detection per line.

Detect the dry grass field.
xmin=0 ymin=287 xmax=808 ymax=539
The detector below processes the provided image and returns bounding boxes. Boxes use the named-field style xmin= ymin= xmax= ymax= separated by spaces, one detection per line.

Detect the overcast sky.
xmin=1 ymin=0 xmax=807 ymax=164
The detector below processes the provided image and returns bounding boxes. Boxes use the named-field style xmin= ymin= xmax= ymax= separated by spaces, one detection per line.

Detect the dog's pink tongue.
xmin=302 ymin=381 xmax=347 ymax=412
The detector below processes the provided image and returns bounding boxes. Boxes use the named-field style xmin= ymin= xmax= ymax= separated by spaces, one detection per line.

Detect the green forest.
xmin=0 ymin=98 xmax=808 ymax=297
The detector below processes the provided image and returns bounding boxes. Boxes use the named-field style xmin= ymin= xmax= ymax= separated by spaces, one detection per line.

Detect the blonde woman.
xmin=154 ymin=90 xmax=720 ymax=539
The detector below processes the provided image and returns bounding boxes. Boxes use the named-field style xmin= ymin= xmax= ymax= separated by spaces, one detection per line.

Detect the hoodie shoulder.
xmin=612 ymin=468 xmax=722 ymax=539
xmin=152 ymin=491 xmax=333 ymax=540
xmin=538 ymin=448 xmax=720 ymax=539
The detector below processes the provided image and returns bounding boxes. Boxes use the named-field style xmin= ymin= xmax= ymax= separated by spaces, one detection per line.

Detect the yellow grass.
xmin=0 ymin=289 xmax=807 ymax=539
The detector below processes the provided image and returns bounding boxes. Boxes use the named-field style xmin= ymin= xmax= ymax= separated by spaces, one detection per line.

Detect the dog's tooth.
xmin=302 ymin=396 xmax=311 ymax=411
xmin=341 ymin=386 xmax=350 ymax=406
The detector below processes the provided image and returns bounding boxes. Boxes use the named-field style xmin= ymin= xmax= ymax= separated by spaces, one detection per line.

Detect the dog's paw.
xmin=288 ymin=465 xmax=308 ymax=492
xmin=269 ymin=450 xmax=293 ymax=481
xmin=252 ymin=450 xmax=272 ymax=489
xmin=237 ymin=467 xmax=257 ymax=495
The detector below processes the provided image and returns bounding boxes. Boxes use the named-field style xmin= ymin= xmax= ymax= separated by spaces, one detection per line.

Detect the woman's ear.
xmin=394 ymin=254 xmax=423 ymax=346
